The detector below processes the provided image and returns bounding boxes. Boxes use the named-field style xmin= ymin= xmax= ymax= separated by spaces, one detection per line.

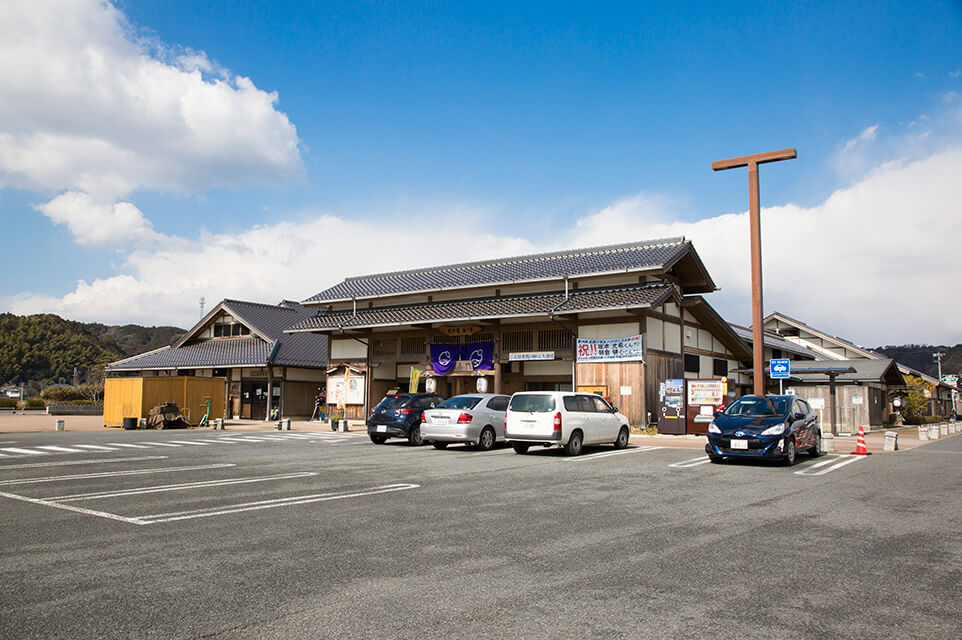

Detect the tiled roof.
xmin=790 ymin=359 xmax=904 ymax=385
xmin=303 ymin=237 xmax=709 ymax=303
xmin=763 ymin=312 xmax=883 ymax=360
xmin=108 ymin=299 xmax=327 ymax=371
xmin=289 ymin=283 xmax=674 ymax=331
xmin=731 ymin=324 xmax=822 ymax=360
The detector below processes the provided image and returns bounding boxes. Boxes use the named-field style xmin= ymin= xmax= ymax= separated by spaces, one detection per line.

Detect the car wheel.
xmin=512 ymin=442 xmax=529 ymax=454
xmin=432 ymin=442 xmax=448 ymax=450
xmin=477 ymin=427 xmax=496 ymax=451
xmin=783 ymin=438 xmax=797 ymax=466
xmin=809 ymin=431 xmax=822 ymax=458
xmin=708 ymin=454 xmax=724 ymax=463
xmin=408 ymin=425 xmax=424 ymax=446
xmin=564 ymin=430 xmax=584 ymax=456
xmin=613 ymin=426 xmax=629 ymax=449
xmin=369 ymin=434 xmax=387 ymax=444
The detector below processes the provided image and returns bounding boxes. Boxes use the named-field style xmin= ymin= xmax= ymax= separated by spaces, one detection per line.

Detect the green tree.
xmin=902 ymin=374 xmax=933 ymax=419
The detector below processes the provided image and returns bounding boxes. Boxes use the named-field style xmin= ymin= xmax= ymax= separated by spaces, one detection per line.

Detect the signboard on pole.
xmin=770 ymin=359 xmax=790 ymax=379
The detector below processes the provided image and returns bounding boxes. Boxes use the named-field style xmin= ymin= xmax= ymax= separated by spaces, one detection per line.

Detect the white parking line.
xmin=795 ymin=454 xmax=866 ymax=476
xmin=105 ymin=443 xmax=152 ymax=449
xmin=0 ymin=490 xmax=146 ymax=525
xmin=167 ymin=440 xmax=211 ymax=446
xmin=141 ymin=442 xmax=183 ymax=447
xmin=1 ymin=447 xmax=47 ymax=455
xmin=0 ymin=456 xmax=166 ymax=470
xmin=136 ymin=483 xmax=420 ymax=524
xmin=564 ymin=446 xmax=662 ymax=462
xmin=668 ymin=456 xmax=712 ymax=468
xmin=71 ymin=444 xmax=118 ymax=451
xmin=0 ymin=463 xmax=235 ymax=486
xmin=46 ymin=471 xmax=319 ymax=502
xmin=36 ymin=445 xmax=85 ymax=453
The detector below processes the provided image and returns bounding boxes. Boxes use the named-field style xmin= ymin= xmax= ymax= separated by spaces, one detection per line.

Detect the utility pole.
xmin=933 ymin=351 xmax=945 ymax=381
xmin=713 ymin=148 xmax=796 ymax=396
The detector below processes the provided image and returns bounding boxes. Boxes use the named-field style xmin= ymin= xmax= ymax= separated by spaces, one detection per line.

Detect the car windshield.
xmin=724 ymin=396 xmax=790 ymax=417
xmin=439 ymin=396 xmax=482 ymax=410
xmin=509 ymin=394 xmax=555 ymax=413
xmin=377 ymin=396 xmax=410 ymax=410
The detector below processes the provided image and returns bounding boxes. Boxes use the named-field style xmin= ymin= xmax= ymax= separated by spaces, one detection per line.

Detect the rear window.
xmin=509 ymin=394 xmax=555 ymax=413
xmin=376 ymin=395 xmax=410 ymax=410
xmin=439 ymin=396 xmax=482 ymax=410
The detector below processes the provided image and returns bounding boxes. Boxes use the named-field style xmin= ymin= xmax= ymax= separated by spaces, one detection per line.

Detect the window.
xmin=684 ymin=353 xmax=700 ymax=373
xmin=577 ymin=396 xmax=596 ymax=412
xmin=563 ymin=396 xmax=580 ymax=411
xmin=591 ymin=396 xmax=612 ymax=412
xmin=713 ymin=358 xmax=728 ymax=377
xmin=511 ymin=394 xmax=555 ymax=412
xmin=439 ymin=396 xmax=482 ymax=410
xmin=502 ymin=330 xmax=533 ymax=352
xmin=486 ymin=396 xmax=509 ymax=411
xmin=214 ymin=323 xmax=251 ymax=338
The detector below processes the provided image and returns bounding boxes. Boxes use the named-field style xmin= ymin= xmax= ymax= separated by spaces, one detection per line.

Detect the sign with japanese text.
xmin=576 ymin=335 xmax=644 ymax=363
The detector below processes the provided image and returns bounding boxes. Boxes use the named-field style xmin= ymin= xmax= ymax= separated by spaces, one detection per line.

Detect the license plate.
xmin=434 ymin=416 xmax=449 ymax=424
xmin=376 ymin=425 xmax=387 ymax=433
xmin=730 ymin=439 xmax=748 ymax=450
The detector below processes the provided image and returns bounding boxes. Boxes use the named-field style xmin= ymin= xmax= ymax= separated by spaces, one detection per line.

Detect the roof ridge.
xmin=341 ymin=237 xmax=686 ymax=283
xmin=222 ymin=298 xmax=300 ymax=312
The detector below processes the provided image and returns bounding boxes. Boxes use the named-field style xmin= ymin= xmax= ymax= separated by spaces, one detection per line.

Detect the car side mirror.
xmin=714 ymin=407 xmax=724 ymax=416
xmin=794 ymin=412 xmax=805 ymax=420
xmin=611 ymin=407 xmax=619 ymax=413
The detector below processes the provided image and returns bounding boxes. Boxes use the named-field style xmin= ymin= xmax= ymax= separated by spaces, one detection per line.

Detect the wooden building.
xmin=287 ymin=238 xmax=751 ymax=428
xmin=106 ymin=299 xmax=328 ymax=421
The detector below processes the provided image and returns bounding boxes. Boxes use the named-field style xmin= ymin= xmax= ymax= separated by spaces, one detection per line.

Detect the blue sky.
xmin=1 ymin=0 xmax=961 ymax=345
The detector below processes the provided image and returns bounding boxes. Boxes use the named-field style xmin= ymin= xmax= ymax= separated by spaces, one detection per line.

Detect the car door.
xmin=576 ymin=394 xmax=604 ymax=444
xmin=590 ymin=395 xmax=620 ymax=443
xmin=562 ymin=395 xmax=587 ymax=441
xmin=798 ymin=398 xmax=817 ymax=446
xmin=792 ymin=399 xmax=812 ymax=449
xmin=485 ymin=395 xmax=509 ymax=438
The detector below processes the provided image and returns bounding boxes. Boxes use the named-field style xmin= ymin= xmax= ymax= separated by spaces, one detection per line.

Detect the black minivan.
xmin=367 ymin=393 xmax=445 ymax=445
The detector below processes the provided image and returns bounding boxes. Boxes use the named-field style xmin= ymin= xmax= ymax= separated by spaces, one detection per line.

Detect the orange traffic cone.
xmin=853 ymin=425 xmax=872 ymax=455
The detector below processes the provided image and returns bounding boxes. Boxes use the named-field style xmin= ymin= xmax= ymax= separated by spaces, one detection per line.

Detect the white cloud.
xmin=36 ymin=191 xmax=163 ymax=248
xmin=7 ymin=144 xmax=962 ymax=347
xmin=0 ymin=0 xmax=302 ymax=201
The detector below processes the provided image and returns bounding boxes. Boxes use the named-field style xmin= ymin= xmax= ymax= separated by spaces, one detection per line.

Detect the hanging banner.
xmin=429 ymin=344 xmax=459 ymax=375
xmin=576 ymin=335 xmax=645 ymax=363
xmin=409 ymin=367 xmax=422 ymax=393
xmin=462 ymin=341 xmax=494 ymax=371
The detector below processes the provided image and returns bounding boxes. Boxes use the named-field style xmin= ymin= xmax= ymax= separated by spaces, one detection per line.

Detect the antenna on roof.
xmin=199 ymin=296 xmax=206 ymax=318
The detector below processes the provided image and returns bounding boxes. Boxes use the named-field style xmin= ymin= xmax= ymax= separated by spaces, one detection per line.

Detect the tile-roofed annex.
xmin=108 ymin=299 xmax=327 ymax=371
xmin=763 ymin=311 xmax=883 ymax=361
xmin=289 ymin=283 xmax=674 ymax=332
xmin=730 ymin=324 xmax=822 ymax=360
xmin=302 ymin=237 xmax=714 ymax=304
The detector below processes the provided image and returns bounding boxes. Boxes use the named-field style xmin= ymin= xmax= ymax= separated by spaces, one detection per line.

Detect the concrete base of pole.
xmin=883 ymin=431 xmax=898 ymax=451
xmin=55 ymin=418 xmax=65 ymax=431
xmin=918 ymin=426 xmax=928 ymax=441
xmin=821 ymin=433 xmax=835 ymax=453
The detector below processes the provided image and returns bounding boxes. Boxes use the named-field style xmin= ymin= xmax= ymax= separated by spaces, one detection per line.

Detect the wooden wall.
xmin=283 ymin=380 xmax=321 ymax=417
xmin=646 ymin=351 xmax=684 ymax=432
xmin=104 ymin=376 xmax=225 ymax=427
xmin=576 ymin=361 xmax=645 ymax=427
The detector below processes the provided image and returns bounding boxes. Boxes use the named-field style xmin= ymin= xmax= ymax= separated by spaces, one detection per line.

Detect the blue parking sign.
xmin=770 ymin=359 xmax=790 ymax=379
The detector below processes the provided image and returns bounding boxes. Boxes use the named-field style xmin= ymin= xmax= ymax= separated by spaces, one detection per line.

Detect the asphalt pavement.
xmin=0 ymin=427 xmax=959 ymax=639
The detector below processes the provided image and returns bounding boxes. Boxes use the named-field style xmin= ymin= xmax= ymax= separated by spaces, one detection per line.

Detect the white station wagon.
xmin=504 ymin=391 xmax=631 ymax=456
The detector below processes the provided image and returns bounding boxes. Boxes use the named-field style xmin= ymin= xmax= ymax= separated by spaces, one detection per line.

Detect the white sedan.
xmin=421 ymin=394 xmax=510 ymax=451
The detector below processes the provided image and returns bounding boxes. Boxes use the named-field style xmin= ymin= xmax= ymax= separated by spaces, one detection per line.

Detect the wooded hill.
xmin=0 ymin=313 xmax=184 ymax=386
xmin=875 ymin=344 xmax=962 ymax=381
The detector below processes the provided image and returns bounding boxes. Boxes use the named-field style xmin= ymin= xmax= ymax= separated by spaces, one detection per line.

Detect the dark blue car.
xmin=367 ymin=393 xmax=445 ymax=445
xmin=705 ymin=395 xmax=821 ymax=465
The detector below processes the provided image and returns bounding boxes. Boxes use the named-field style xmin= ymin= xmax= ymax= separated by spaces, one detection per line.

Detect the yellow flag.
xmin=409 ymin=367 xmax=422 ymax=394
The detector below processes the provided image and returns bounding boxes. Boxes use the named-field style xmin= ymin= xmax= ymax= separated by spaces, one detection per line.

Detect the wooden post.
xmin=713 ymin=148 xmax=796 ymax=396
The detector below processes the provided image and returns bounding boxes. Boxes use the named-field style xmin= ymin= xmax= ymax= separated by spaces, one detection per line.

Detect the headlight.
xmin=761 ymin=423 xmax=785 ymax=436
xmin=708 ymin=422 xmax=721 ymax=434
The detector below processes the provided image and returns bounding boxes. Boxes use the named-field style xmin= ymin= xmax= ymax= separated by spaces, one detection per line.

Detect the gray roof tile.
xmin=303 ymin=237 xmax=698 ymax=303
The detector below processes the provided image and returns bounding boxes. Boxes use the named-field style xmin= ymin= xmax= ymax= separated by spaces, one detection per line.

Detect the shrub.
xmin=23 ymin=397 xmax=46 ymax=409
xmin=0 ymin=397 xmax=16 ymax=408
xmin=41 ymin=386 xmax=85 ymax=402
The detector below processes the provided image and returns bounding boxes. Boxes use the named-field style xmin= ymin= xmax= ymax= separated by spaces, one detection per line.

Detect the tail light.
xmin=397 ymin=408 xmax=413 ymax=415
xmin=457 ymin=412 xmax=472 ymax=424
xmin=553 ymin=412 xmax=562 ymax=433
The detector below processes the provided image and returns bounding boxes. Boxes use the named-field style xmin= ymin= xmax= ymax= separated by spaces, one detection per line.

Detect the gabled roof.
xmin=107 ymin=299 xmax=327 ymax=371
xmin=763 ymin=311 xmax=883 ymax=360
xmin=289 ymin=282 xmax=675 ymax=332
xmin=302 ymin=237 xmax=715 ymax=304
xmin=730 ymin=324 xmax=822 ymax=360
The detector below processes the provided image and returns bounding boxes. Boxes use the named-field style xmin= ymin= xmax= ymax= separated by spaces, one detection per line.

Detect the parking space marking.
xmin=45 ymin=471 xmax=319 ymax=502
xmin=668 ymin=456 xmax=712 ymax=468
xmin=1 ymin=447 xmax=48 ymax=455
xmin=795 ymin=454 xmax=866 ymax=476
xmin=72 ymin=444 xmax=118 ymax=451
xmin=0 ymin=463 xmax=235 ymax=486
xmin=141 ymin=442 xmax=183 ymax=447
xmin=167 ymin=440 xmax=211 ymax=446
xmin=0 ymin=489 xmax=148 ymax=525
xmin=564 ymin=445 xmax=662 ymax=462
xmin=135 ymin=482 xmax=420 ymax=524
xmin=0 ymin=456 xmax=166 ymax=470
xmin=105 ymin=443 xmax=152 ymax=449
xmin=36 ymin=445 xmax=85 ymax=453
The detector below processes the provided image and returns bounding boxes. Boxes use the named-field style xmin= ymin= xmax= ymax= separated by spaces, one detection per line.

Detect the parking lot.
xmin=1 ymin=427 xmax=960 ymax=639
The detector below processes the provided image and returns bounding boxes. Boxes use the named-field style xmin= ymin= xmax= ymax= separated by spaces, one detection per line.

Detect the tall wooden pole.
xmin=713 ymin=148 xmax=796 ymax=397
